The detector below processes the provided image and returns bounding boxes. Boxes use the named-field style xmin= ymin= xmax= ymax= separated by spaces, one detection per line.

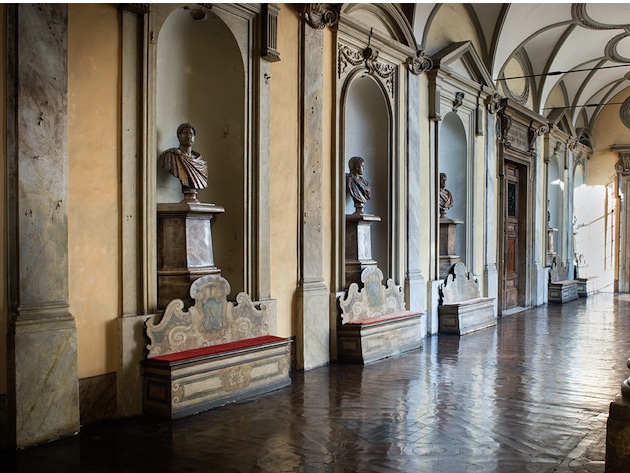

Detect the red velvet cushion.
xmin=150 ymin=335 xmax=287 ymax=362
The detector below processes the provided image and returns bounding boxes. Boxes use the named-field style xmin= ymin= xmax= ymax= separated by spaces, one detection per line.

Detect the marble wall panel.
xmin=79 ymin=373 xmax=116 ymax=426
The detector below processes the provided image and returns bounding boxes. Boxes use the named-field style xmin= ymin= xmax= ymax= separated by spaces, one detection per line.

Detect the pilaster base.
xmin=117 ymin=314 xmax=153 ymax=418
xmin=8 ymin=311 xmax=80 ymax=448
xmin=296 ymin=280 xmax=330 ymax=370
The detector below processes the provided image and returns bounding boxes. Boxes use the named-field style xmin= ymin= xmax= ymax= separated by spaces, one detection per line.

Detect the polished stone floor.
xmin=3 ymin=294 xmax=630 ymax=472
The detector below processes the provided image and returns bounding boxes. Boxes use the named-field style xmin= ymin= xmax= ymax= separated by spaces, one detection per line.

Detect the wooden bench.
xmin=548 ymin=257 xmax=578 ymax=303
xmin=337 ymin=267 xmax=424 ymax=364
xmin=143 ymin=275 xmax=291 ymax=419
xmin=438 ymin=263 xmax=496 ymax=335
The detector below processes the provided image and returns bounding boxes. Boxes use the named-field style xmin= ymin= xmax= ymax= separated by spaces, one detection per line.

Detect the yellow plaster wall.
xmin=424 ymin=4 xmax=484 ymax=59
xmin=68 ymin=4 xmax=120 ymax=378
xmin=545 ymin=83 xmax=567 ymax=111
xmin=270 ymin=5 xmax=300 ymax=337
xmin=0 ymin=4 xmax=6 ymax=395
xmin=590 ymin=88 xmax=630 ymax=185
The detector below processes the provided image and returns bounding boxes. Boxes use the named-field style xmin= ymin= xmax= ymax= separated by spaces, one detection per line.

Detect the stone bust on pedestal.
xmin=439 ymin=172 xmax=453 ymax=218
xmin=159 ymin=122 xmax=208 ymax=203
xmin=346 ymin=156 xmax=371 ymax=214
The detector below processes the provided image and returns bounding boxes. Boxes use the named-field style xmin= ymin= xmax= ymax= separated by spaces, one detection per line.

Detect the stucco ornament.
xmin=304 ymin=3 xmax=339 ymax=29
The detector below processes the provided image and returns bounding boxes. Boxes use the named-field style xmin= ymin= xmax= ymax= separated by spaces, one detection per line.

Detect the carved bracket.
xmin=304 ymin=3 xmax=339 ymax=29
xmin=262 ymin=4 xmax=281 ymax=62
xmin=485 ymin=92 xmax=503 ymax=115
xmin=406 ymin=49 xmax=433 ymax=75
xmin=497 ymin=112 xmax=512 ymax=148
xmin=338 ymin=44 xmax=396 ymax=98
xmin=452 ymin=92 xmax=465 ymax=113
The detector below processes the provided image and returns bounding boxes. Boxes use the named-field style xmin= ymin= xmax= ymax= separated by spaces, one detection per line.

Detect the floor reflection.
xmin=2 ymin=294 xmax=629 ymax=472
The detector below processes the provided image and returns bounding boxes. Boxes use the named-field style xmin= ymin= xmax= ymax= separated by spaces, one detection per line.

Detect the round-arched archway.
xmin=344 ymin=74 xmax=390 ymax=279
xmin=156 ymin=8 xmax=245 ymax=296
xmin=439 ymin=111 xmax=467 ymax=262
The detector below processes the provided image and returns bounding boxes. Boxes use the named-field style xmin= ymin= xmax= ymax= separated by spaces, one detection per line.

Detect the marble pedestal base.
xmin=548 ymin=280 xmax=579 ymax=303
xmin=345 ymin=213 xmax=381 ymax=288
xmin=438 ymin=298 xmax=496 ymax=335
xmin=577 ymin=277 xmax=597 ymax=297
xmin=606 ymin=394 xmax=630 ymax=473
xmin=157 ymin=202 xmax=224 ymax=309
xmin=439 ymin=218 xmax=463 ymax=278
xmin=337 ymin=312 xmax=423 ymax=364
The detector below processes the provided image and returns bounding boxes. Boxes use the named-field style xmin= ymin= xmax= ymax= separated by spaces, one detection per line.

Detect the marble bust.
xmin=346 ymin=156 xmax=371 ymax=214
xmin=159 ymin=123 xmax=208 ymax=202
xmin=439 ymin=172 xmax=453 ymax=218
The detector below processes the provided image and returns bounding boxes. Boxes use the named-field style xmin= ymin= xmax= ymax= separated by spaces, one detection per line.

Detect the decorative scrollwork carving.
xmin=485 ymin=92 xmax=503 ymax=114
xmin=338 ymin=44 xmax=364 ymax=77
xmin=406 ymin=49 xmax=433 ymax=75
xmin=452 ymin=92 xmax=465 ymax=113
xmin=338 ymin=44 xmax=396 ymax=98
xmin=567 ymin=138 xmax=578 ymax=151
xmin=304 ymin=3 xmax=339 ymax=29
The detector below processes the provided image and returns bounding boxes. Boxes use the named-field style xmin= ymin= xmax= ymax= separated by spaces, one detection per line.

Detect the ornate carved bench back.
xmin=145 ymin=275 xmax=269 ymax=358
xmin=440 ymin=262 xmax=481 ymax=304
xmin=549 ymin=257 xmax=570 ymax=282
xmin=338 ymin=267 xmax=406 ymax=324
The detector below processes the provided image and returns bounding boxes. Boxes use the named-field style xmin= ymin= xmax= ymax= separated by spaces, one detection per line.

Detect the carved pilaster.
xmin=304 ymin=3 xmax=339 ymax=29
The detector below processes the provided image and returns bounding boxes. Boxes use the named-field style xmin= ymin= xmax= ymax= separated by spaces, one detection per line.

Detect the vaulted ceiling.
xmin=409 ymin=3 xmax=630 ymax=131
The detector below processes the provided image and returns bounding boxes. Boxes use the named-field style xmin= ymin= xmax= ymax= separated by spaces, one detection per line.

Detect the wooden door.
xmin=504 ymin=163 xmax=520 ymax=310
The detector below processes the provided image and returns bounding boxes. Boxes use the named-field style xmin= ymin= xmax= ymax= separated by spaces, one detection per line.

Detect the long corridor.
xmin=3 ymin=294 xmax=630 ymax=472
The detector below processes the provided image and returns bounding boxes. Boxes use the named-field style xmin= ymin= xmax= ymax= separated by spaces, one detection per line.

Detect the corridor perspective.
xmin=2 ymin=294 xmax=628 ymax=473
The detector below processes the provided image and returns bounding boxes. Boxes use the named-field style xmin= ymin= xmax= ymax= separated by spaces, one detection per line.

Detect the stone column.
xmin=405 ymin=68 xmax=426 ymax=317
xmin=483 ymin=95 xmax=499 ymax=314
xmin=6 ymin=4 xmax=80 ymax=448
xmin=295 ymin=7 xmax=333 ymax=370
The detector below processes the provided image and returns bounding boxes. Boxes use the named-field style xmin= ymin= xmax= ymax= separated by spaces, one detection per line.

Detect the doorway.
xmin=503 ymin=162 xmax=526 ymax=310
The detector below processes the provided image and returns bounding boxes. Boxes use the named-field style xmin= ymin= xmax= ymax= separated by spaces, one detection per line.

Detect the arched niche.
xmin=439 ymin=112 xmax=467 ymax=262
xmin=547 ymin=155 xmax=563 ymax=256
xmin=343 ymin=74 xmax=391 ymax=280
xmin=156 ymin=8 xmax=245 ymax=296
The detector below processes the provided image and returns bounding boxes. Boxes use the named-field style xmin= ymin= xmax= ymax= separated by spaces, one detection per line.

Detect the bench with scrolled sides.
xmin=337 ymin=267 xmax=424 ymax=364
xmin=548 ymin=258 xmax=578 ymax=303
xmin=143 ymin=275 xmax=291 ymax=419
xmin=438 ymin=263 xmax=496 ymax=335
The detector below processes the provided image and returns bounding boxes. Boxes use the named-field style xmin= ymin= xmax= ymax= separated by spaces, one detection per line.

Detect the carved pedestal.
xmin=157 ymin=202 xmax=225 ymax=309
xmin=345 ymin=213 xmax=381 ymax=288
xmin=546 ymin=227 xmax=557 ymax=267
xmin=439 ymin=218 xmax=463 ymax=278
